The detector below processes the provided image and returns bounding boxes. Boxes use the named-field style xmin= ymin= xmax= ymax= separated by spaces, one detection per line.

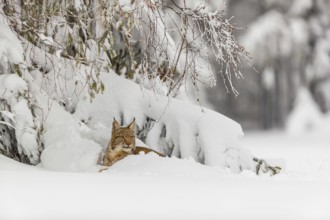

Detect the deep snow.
xmin=1 ymin=131 xmax=330 ymax=220
xmin=0 ymin=3 xmax=329 ymax=220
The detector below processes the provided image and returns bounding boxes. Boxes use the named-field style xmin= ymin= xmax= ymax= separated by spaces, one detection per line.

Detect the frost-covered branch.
xmin=112 ymin=0 xmax=249 ymax=96
xmin=2 ymin=0 xmax=248 ymax=98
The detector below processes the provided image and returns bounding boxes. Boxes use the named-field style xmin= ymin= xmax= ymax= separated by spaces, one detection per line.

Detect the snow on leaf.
xmin=38 ymin=33 xmax=54 ymax=46
xmin=0 ymin=120 xmax=15 ymax=129
xmin=0 ymin=21 xmax=24 ymax=66
xmin=0 ymin=111 xmax=16 ymax=123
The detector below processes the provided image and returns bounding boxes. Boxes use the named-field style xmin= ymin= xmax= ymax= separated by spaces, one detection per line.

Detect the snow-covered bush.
xmin=0 ymin=21 xmax=41 ymax=164
xmin=0 ymin=0 xmax=258 ymax=173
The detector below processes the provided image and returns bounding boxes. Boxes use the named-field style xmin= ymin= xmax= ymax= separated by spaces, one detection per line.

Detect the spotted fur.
xmin=103 ymin=118 xmax=164 ymax=167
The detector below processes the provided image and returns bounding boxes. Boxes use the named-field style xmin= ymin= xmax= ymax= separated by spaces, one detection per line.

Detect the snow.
xmin=38 ymin=33 xmax=54 ymax=46
xmin=242 ymin=11 xmax=293 ymax=66
xmin=315 ymin=78 xmax=330 ymax=111
xmin=289 ymin=18 xmax=309 ymax=46
xmin=73 ymin=71 xmax=251 ymax=172
xmin=172 ymin=0 xmax=222 ymax=13
xmin=261 ymin=67 xmax=275 ymax=90
xmin=0 ymin=111 xmax=16 ymax=124
xmin=1 ymin=2 xmax=329 ymax=219
xmin=0 ymin=17 xmax=251 ymax=173
xmin=0 ymin=74 xmax=40 ymax=163
xmin=15 ymin=50 xmax=247 ymax=172
xmin=0 ymin=21 xmax=24 ymax=69
xmin=242 ymin=131 xmax=330 ymax=182
xmin=0 ymin=74 xmax=27 ymax=100
xmin=1 ymin=130 xmax=330 ymax=220
xmin=40 ymin=101 xmax=102 ymax=172
xmin=0 ymin=110 xmax=16 ymax=129
xmin=313 ymin=30 xmax=330 ymax=79
xmin=286 ymin=88 xmax=325 ymax=134
xmin=290 ymin=0 xmax=313 ymax=16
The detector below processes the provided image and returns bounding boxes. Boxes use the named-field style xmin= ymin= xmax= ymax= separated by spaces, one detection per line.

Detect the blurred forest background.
xmin=207 ymin=0 xmax=330 ymax=131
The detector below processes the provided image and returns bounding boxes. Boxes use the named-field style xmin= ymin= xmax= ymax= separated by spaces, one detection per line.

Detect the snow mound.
xmin=104 ymin=153 xmax=226 ymax=178
xmin=0 ymin=155 xmax=41 ymax=172
xmin=29 ymin=65 xmax=254 ymax=172
xmin=73 ymin=72 xmax=254 ymax=173
xmin=286 ymin=88 xmax=324 ymax=134
xmin=39 ymin=100 xmax=102 ymax=172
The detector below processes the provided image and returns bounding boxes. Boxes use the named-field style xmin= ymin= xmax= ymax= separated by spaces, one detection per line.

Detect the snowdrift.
xmin=40 ymin=71 xmax=254 ymax=172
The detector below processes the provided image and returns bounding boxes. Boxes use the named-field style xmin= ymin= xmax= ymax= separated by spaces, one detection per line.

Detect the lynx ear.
xmin=112 ymin=118 xmax=120 ymax=133
xmin=128 ymin=118 xmax=136 ymax=130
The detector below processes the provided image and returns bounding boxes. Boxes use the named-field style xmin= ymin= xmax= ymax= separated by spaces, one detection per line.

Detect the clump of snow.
xmin=12 ymin=99 xmax=39 ymax=162
xmin=0 ymin=111 xmax=16 ymax=124
xmin=0 ymin=21 xmax=24 ymax=70
xmin=0 ymin=111 xmax=16 ymax=129
xmin=38 ymin=33 xmax=54 ymax=46
xmin=0 ymin=74 xmax=40 ymax=163
xmin=286 ymin=88 xmax=324 ymax=134
xmin=40 ymin=103 xmax=102 ymax=172
xmin=0 ymin=74 xmax=27 ymax=100
xmin=171 ymin=0 xmax=223 ymax=13
xmin=21 ymin=73 xmax=103 ymax=171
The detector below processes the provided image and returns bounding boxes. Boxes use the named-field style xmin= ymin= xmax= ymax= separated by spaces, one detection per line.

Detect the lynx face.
xmin=103 ymin=118 xmax=136 ymax=166
xmin=110 ymin=125 xmax=135 ymax=152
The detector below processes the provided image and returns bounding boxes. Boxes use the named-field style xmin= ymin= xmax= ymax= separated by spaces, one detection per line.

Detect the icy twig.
xmin=254 ymin=157 xmax=282 ymax=176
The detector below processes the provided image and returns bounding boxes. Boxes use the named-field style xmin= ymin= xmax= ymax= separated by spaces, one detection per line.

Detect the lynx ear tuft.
xmin=112 ymin=118 xmax=120 ymax=131
xmin=128 ymin=118 xmax=136 ymax=130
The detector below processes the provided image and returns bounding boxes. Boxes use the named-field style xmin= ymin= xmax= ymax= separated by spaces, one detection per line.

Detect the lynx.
xmin=102 ymin=118 xmax=164 ymax=167
xmin=101 ymin=119 xmax=281 ymax=175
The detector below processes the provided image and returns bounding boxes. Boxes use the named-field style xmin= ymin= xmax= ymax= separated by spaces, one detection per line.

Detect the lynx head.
xmin=109 ymin=118 xmax=136 ymax=153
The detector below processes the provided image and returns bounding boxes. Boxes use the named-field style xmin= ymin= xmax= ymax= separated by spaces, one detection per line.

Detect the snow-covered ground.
xmin=1 ymin=131 xmax=329 ymax=220
xmin=243 ymin=131 xmax=330 ymax=181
